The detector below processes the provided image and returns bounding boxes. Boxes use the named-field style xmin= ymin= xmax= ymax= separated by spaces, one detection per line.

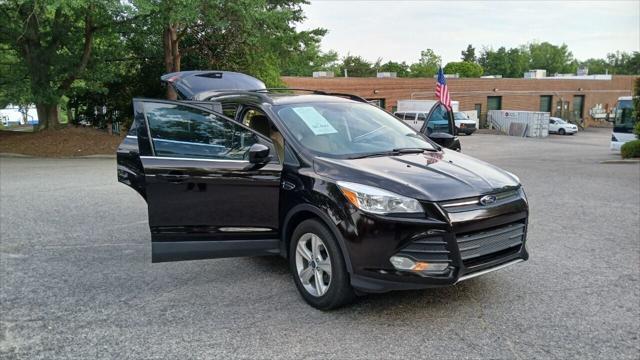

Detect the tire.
xmin=289 ymin=219 xmax=355 ymax=310
xmin=558 ymin=128 xmax=566 ymax=135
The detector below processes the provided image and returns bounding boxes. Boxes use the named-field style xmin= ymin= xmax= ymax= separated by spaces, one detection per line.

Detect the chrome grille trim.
xmin=440 ymin=189 xmax=521 ymax=212
xmin=456 ymin=259 xmax=524 ymax=283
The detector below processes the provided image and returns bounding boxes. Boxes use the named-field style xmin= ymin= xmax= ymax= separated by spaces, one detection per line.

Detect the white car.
xmin=549 ymin=117 xmax=578 ymax=135
xmin=453 ymin=112 xmax=477 ymax=135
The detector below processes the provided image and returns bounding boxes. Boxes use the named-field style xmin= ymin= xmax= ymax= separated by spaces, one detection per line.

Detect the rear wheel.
xmin=289 ymin=219 xmax=355 ymax=310
xmin=558 ymin=128 xmax=566 ymax=135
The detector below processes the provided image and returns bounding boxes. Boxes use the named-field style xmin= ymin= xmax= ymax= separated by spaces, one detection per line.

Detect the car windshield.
xmin=454 ymin=112 xmax=469 ymax=120
xmin=275 ymin=102 xmax=437 ymax=158
xmin=614 ymin=100 xmax=635 ymax=133
xmin=553 ymin=118 xmax=566 ymax=124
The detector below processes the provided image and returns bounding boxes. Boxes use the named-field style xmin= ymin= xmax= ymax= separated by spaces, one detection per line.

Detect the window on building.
xmin=540 ymin=96 xmax=552 ymax=113
xmin=487 ymin=96 xmax=502 ymax=111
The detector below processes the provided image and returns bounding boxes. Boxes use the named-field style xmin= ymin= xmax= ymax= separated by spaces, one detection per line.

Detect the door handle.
xmin=157 ymin=171 xmax=189 ymax=183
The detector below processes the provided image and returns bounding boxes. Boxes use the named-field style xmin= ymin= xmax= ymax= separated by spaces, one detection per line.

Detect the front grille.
xmin=397 ymin=234 xmax=449 ymax=263
xmin=457 ymin=222 xmax=525 ymax=265
xmin=440 ymin=189 xmax=521 ymax=213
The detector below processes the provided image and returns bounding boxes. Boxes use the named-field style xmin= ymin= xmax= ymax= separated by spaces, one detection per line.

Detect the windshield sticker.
xmin=292 ymin=107 xmax=338 ymax=135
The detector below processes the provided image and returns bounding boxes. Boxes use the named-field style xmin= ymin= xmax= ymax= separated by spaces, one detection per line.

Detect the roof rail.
xmin=250 ymin=88 xmax=369 ymax=103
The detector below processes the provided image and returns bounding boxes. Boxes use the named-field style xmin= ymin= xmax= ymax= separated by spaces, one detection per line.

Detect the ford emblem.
xmin=479 ymin=195 xmax=497 ymax=206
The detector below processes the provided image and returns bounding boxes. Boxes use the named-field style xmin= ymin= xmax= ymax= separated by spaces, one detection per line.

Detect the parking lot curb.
xmin=0 ymin=152 xmax=32 ymax=158
xmin=0 ymin=153 xmax=116 ymax=159
xmin=600 ymin=159 xmax=640 ymax=164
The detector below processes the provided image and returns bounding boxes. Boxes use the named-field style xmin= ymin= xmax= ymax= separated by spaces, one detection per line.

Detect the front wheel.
xmin=558 ymin=128 xmax=566 ymax=135
xmin=289 ymin=219 xmax=355 ymax=310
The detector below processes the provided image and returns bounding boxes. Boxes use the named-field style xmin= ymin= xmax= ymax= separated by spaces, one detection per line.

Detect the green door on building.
xmin=573 ymin=95 xmax=584 ymax=120
xmin=540 ymin=95 xmax=552 ymax=113
xmin=487 ymin=96 xmax=502 ymax=111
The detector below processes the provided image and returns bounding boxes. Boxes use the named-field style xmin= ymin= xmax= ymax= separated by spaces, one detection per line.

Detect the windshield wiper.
xmin=348 ymin=147 xmax=436 ymax=159
xmin=392 ymin=147 xmax=437 ymax=153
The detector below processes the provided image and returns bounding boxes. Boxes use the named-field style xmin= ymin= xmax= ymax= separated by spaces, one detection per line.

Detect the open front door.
xmin=132 ymin=99 xmax=282 ymax=262
xmin=421 ymin=103 xmax=460 ymax=150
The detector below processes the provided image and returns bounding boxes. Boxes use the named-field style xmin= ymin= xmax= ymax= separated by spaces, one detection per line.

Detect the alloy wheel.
xmin=295 ymin=233 xmax=332 ymax=297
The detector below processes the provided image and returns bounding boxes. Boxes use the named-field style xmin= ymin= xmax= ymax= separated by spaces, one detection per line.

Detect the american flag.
xmin=435 ymin=67 xmax=451 ymax=110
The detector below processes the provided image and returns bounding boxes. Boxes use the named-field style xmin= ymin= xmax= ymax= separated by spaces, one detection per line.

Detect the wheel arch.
xmin=281 ymin=204 xmax=354 ymax=274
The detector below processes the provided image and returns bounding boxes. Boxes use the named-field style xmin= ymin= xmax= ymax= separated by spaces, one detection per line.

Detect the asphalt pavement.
xmin=1 ymin=128 xmax=639 ymax=359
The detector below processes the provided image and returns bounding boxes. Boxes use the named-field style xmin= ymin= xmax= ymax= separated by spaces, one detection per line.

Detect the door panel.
xmin=135 ymin=99 xmax=282 ymax=262
xmin=141 ymin=156 xmax=281 ymax=240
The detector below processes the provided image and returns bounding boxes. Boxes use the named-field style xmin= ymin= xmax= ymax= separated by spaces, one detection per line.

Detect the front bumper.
xmin=457 ymin=125 xmax=477 ymax=135
xmin=343 ymin=191 xmax=529 ymax=293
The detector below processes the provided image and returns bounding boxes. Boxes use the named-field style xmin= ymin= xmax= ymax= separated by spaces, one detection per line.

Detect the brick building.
xmin=283 ymin=75 xmax=636 ymax=127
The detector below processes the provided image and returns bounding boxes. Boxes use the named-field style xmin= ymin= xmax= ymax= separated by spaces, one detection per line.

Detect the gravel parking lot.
xmin=1 ymin=128 xmax=639 ymax=359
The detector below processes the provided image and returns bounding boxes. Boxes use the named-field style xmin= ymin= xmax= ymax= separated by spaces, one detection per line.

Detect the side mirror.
xmin=249 ymin=143 xmax=271 ymax=164
xmin=428 ymin=132 xmax=457 ymax=149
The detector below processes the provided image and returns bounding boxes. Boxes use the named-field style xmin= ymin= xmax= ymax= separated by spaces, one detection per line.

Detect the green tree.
xmin=0 ymin=48 xmax=32 ymax=113
xmin=280 ymin=48 xmax=338 ymax=77
xmin=478 ymin=47 xmax=509 ymax=76
xmin=461 ymin=44 xmax=476 ymax=62
xmin=444 ymin=61 xmax=483 ymax=78
xmin=409 ymin=49 xmax=441 ymax=78
xmin=605 ymin=51 xmax=640 ymax=75
xmin=528 ymin=42 xmax=576 ymax=75
xmin=479 ymin=46 xmax=530 ymax=78
xmin=1 ymin=0 xmax=136 ymax=130
xmin=578 ymin=58 xmax=610 ymax=74
xmin=376 ymin=61 xmax=410 ymax=77
xmin=338 ymin=55 xmax=374 ymax=77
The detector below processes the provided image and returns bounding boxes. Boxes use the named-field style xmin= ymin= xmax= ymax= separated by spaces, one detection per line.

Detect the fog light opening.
xmin=389 ymin=256 xmax=448 ymax=273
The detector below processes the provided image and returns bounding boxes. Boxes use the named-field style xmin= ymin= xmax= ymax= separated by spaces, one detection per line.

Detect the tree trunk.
xmin=163 ymin=25 xmax=180 ymax=100
xmin=35 ymin=103 xmax=60 ymax=131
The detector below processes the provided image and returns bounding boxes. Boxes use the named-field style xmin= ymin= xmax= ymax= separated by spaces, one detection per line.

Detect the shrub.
xmin=621 ymin=139 xmax=640 ymax=159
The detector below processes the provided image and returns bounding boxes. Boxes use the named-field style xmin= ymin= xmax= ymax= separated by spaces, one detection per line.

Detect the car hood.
xmin=455 ymin=119 xmax=476 ymax=124
xmin=313 ymin=150 xmax=519 ymax=202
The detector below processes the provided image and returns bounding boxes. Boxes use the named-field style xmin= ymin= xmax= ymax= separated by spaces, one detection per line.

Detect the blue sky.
xmin=299 ymin=0 xmax=640 ymax=64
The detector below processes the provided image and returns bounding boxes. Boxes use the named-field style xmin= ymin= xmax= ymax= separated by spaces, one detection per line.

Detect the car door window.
xmin=241 ymin=108 xmax=285 ymax=162
xmin=221 ymin=102 xmax=240 ymax=120
xmin=144 ymin=102 xmax=258 ymax=160
xmin=426 ymin=104 xmax=452 ymax=135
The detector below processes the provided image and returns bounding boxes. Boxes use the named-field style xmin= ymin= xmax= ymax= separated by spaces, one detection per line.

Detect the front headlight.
xmin=336 ymin=181 xmax=423 ymax=214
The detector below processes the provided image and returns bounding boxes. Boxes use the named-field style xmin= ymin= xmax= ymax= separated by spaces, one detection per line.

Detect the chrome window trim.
xmin=219 ymin=227 xmax=272 ymax=232
xmin=140 ymin=155 xmax=249 ymax=163
xmin=152 ymin=137 xmax=228 ymax=148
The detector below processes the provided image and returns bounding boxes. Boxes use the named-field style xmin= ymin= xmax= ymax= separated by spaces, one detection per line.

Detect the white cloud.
xmin=299 ymin=0 xmax=640 ymax=63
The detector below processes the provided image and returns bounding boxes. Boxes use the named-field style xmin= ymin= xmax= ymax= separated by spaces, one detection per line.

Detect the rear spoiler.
xmin=161 ymin=71 xmax=266 ymax=100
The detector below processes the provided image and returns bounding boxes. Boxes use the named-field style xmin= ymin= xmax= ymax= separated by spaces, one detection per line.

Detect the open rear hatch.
xmin=161 ymin=71 xmax=266 ymax=100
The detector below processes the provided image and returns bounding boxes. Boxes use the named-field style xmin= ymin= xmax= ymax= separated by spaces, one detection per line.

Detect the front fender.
xmin=280 ymin=181 xmax=355 ymax=274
